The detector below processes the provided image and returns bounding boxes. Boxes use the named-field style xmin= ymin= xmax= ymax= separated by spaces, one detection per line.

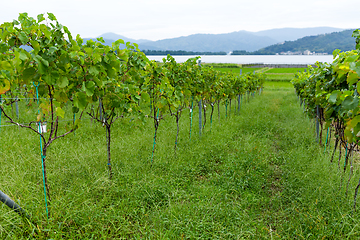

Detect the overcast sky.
xmin=1 ymin=0 xmax=359 ymax=41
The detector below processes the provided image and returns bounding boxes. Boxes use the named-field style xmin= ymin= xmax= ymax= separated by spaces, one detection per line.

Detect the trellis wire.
xmin=0 ymin=117 xmax=93 ymax=128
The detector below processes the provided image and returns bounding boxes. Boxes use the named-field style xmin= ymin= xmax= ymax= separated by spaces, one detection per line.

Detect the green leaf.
xmin=84 ymin=81 xmax=95 ymax=96
xmin=51 ymin=71 xmax=60 ymax=80
xmin=30 ymin=40 xmax=40 ymax=53
xmin=333 ymin=49 xmax=341 ymax=58
xmin=183 ymin=89 xmax=191 ymax=96
xmin=342 ymin=95 xmax=359 ymax=111
xmin=56 ymin=107 xmax=65 ymax=118
xmin=92 ymin=77 xmax=103 ymax=88
xmin=41 ymin=58 xmax=49 ymax=67
xmin=347 ymin=115 xmax=360 ymax=129
xmin=54 ymin=90 xmax=68 ymax=102
xmin=43 ymin=74 xmax=55 ymax=85
xmin=347 ymin=72 xmax=358 ymax=85
xmin=63 ymin=26 xmax=73 ymax=40
xmin=8 ymin=38 xmax=16 ymax=47
xmin=0 ymin=43 xmax=8 ymax=53
xmin=89 ymin=66 xmax=99 ymax=76
xmin=96 ymin=37 xmax=105 ymax=43
xmin=141 ymin=92 xmax=150 ymax=103
xmin=34 ymin=55 xmax=49 ymax=74
xmin=85 ymin=81 xmax=95 ymax=89
xmin=47 ymin=13 xmax=57 ymax=21
xmin=112 ymin=39 xmax=125 ymax=49
xmin=0 ymin=61 xmax=12 ymax=71
xmin=74 ymin=92 xmax=88 ymax=110
xmin=84 ymin=47 xmax=93 ymax=55
xmin=22 ymin=67 xmax=36 ymax=83
xmin=48 ymin=46 xmax=58 ymax=54
xmin=76 ymin=34 xmax=83 ymax=45
xmin=0 ymin=79 xmax=10 ymax=94
xmin=58 ymin=76 xmax=69 ymax=88
xmin=19 ymin=51 xmax=28 ymax=61
xmin=328 ymin=92 xmax=338 ymax=104
xmin=33 ymin=55 xmax=43 ymax=65
xmin=107 ymin=68 xmax=116 ymax=78
xmin=37 ymin=14 xmax=45 ymax=23
xmin=350 ymin=61 xmax=360 ymax=77
xmin=18 ymin=32 xmax=28 ymax=45
xmin=344 ymin=128 xmax=354 ymax=143
xmin=72 ymin=106 xmax=79 ymax=113
xmin=352 ymin=29 xmax=360 ymax=39
xmin=38 ymin=62 xmax=47 ymax=74
xmin=117 ymin=49 xmax=128 ymax=62
xmin=345 ymin=55 xmax=359 ymax=62
xmin=324 ymin=108 xmax=334 ymax=119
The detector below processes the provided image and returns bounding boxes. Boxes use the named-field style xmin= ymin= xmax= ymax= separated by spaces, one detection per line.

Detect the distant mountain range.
xmin=137 ymin=31 xmax=277 ymax=52
xmin=252 ymin=27 xmax=344 ymax=42
xmin=85 ymin=27 xmax=349 ymax=53
xmin=253 ymin=29 xmax=356 ymax=55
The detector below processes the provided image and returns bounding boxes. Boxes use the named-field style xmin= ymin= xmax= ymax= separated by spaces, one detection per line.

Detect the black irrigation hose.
xmin=0 ymin=190 xmax=31 ymax=220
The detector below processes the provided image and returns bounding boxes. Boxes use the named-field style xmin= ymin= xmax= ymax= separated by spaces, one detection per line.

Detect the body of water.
xmin=146 ymin=55 xmax=335 ymax=64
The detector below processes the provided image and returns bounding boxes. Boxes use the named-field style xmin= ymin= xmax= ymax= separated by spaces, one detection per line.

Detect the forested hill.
xmin=253 ymin=29 xmax=356 ymax=54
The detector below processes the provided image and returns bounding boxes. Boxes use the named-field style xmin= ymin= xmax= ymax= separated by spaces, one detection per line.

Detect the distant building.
xmin=278 ymin=50 xmax=328 ymax=55
xmin=280 ymin=51 xmax=303 ymax=55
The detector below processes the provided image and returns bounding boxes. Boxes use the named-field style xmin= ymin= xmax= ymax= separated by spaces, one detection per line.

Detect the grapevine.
xmin=292 ymin=29 xmax=360 ymax=208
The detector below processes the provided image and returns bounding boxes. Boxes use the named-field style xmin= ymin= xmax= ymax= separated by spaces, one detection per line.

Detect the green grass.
xmin=264 ymin=81 xmax=293 ymax=89
xmin=265 ymin=68 xmax=308 ymax=73
xmin=263 ymin=68 xmax=307 ymax=81
xmin=212 ymin=66 xmax=305 ymax=82
xmin=202 ymin=63 xmax=241 ymax=68
xmin=213 ymin=67 xmax=261 ymax=74
xmin=265 ymin=73 xmax=294 ymax=81
xmin=2 ymin=87 xmax=360 ymax=238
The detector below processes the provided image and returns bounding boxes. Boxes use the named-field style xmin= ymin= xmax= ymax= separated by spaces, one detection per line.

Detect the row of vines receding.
xmin=0 ymin=13 xmax=265 ymax=218
xmin=292 ymin=29 xmax=360 ymax=209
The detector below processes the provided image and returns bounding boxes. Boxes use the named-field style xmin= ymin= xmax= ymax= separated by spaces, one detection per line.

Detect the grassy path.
xmin=1 ymin=87 xmax=360 ymax=238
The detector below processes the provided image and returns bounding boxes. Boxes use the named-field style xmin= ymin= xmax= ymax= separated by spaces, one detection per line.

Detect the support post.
xmin=198 ymin=99 xmax=202 ymax=137
xmin=316 ymin=105 xmax=320 ymax=143
xmin=16 ymin=96 xmax=19 ymax=119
